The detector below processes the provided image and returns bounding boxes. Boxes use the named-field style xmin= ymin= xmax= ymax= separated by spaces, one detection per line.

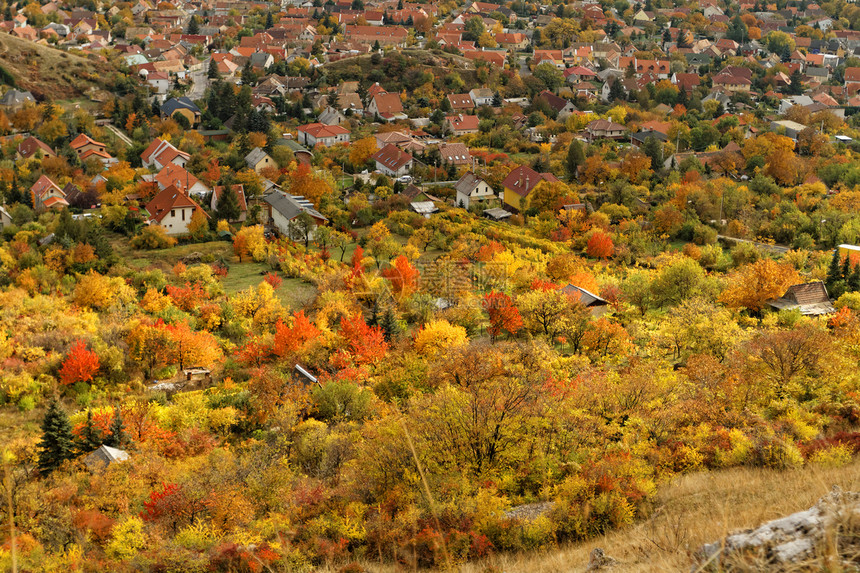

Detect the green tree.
xmin=533 ymin=62 xmax=564 ymax=91
xmin=463 ymin=16 xmax=486 ymax=42
xmin=187 ymin=15 xmax=199 ymax=34
xmin=77 ymin=410 xmax=104 ymax=453
xmin=103 ymin=405 xmax=128 ymax=448
xmin=208 ymin=57 xmax=219 ymax=79
xmin=566 ymin=139 xmax=585 ymax=179
xmin=641 ymin=135 xmax=663 ymax=169
xmin=37 ymin=398 xmax=76 ymax=474
xmin=216 ymin=184 xmax=241 ymax=222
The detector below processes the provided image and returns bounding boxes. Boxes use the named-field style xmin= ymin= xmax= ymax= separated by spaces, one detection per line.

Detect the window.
xmin=171 ymin=209 xmax=175 ymax=217
xmin=182 ymin=209 xmax=186 ymax=221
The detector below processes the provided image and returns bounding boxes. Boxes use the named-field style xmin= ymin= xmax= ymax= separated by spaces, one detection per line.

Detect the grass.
xmin=219 ymin=261 xmax=317 ymax=310
xmin=315 ymin=461 xmax=860 ymax=573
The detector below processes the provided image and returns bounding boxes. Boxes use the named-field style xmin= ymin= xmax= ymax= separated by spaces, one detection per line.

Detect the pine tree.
xmin=187 ymin=15 xmax=199 ymax=34
xmin=368 ymin=299 xmax=380 ymax=327
xmin=78 ymin=410 xmax=104 ymax=453
xmin=208 ymin=57 xmax=219 ymax=79
xmin=850 ymin=263 xmax=860 ymax=293
xmin=103 ymin=406 xmax=128 ymax=448
xmin=216 ymin=184 xmax=241 ymax=221
xmin=566 ymin=139 xmax=585 ymax=179
xmin=38 ymin=398 xmax=76 ymax=474
xmin=826 ymin=249 xmax=842 ymax=290
xmin=266 ymin=11 xmax=274 ymax=28
xmin=842 ymin=252 xmax=852 ymax=282
xmin=381 ymin=307 xmax=400 ymax=341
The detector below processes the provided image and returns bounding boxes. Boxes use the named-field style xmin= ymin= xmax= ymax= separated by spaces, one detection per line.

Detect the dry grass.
xmin=318 ymin=461 xmax=860 ymax=573
xmin=0 ymin=33 xmax=113 ymax=101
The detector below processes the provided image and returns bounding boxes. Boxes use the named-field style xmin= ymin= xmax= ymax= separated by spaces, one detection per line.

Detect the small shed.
xmin=483 ymin=207 xmax=511 ymax=221
xmin=182 ymin=367 xmax=212 ymax=383
xmin=410 ymin=201 xmax=438 ymax=218
xmin=83 ymin=445 xmax=130 ymax=471
xmin=560 ymin=284 xmax=609 ymax=316
xmin=767 ymin=281 xmax=835 ymax=315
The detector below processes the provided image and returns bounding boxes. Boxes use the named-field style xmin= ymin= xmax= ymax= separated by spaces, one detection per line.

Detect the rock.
xmin=502 ymin=501 xmax=554 ymax=521
xmin=586 ymin=548 xmax=617 ymax=571
xmin=696 ymin=486 xmax=860 ymax=570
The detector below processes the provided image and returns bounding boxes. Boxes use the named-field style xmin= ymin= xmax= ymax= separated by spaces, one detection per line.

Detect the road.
xmin=105 ymin=123 xmax=133 ymax=147
xmin=717 ymin=234 xmax=790 ymax=254
xmin=187 ymin=63 xmax=209 ymax=101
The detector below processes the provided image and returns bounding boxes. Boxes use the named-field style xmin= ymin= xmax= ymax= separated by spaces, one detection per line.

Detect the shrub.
xmin=130 ymin=225 xmax=177 ymax=250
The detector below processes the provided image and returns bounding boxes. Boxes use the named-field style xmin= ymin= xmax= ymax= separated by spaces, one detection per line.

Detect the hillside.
xmin=0 ymin=32 xmax=115 ymax=101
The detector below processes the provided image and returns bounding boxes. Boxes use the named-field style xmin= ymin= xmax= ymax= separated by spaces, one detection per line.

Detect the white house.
xmin=264 ymin=191 xmax=327 ymax=243
xmin=371 ymin=144 xmax=414 ymax=177
xmin=454 ymin=172 xmax=495 ymax=209
xmin=145 ymin=185 xmax=206 ymax=235
xmin=296 ymin=122 xmax=351 ymax=147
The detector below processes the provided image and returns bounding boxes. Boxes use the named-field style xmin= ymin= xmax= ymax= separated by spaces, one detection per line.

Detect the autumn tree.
xmin=288 ymin=163 xmax=334 ymax=208
xmin=720 ymin=259 xmax=801 ymax=312
xmin=414 ymin=320 xmax=468 ymax=357
xmin=586 ymin=230 xmax=614 ymax=259
xmin=59 ymin=340 xmax=100 ymax=386
xmin=349 ymin=137 xmax=377 ymax=167
xmin=484 ymin=291 xmax=523 ymax=342
xmin=381 ymin=255 xmax=420 ymax=299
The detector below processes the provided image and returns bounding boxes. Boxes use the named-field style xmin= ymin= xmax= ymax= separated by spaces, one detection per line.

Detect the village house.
xmin=141 ymin=138 xmax=190 ymax=170
xmin=439 ymin=142 xmax=472 ymax=166
xmin=264 ymin=191 xmax=327 ymax=242
xmin=371 ymin=144 xmax=414 ymax=177
xmin=585 ymin=119 xmax=627 ymax=141
xmin=69 ymin=133 xmax=107 ymax=159
xmin=446 ymin=114 xmax=480 ymax=136
xmin=367 ymin=92 xmax=406 ymax=122
xmin=502 ymin=165 xmax=560 ymax=211
xmin=455 ymin=171 xmax=494 ymax=209
xmin=16 ymin=136 xmax=55 ymax=160
xmin=447 ymin=93 xmax=475 ymax=111
xmin=161 ymin=97 xmax=201 ymax=126
xmin=153 ymin=163 xmax=210 ymax=197
xmin=297 ymin=123 xmax=351 ymax=147
xmin=30 ymin=175 xmax=68 ymax=212
xmin=145 ymin=185 xmax=206 ymax=236
xmin=245 ymin=147 xmax=276 ymax=174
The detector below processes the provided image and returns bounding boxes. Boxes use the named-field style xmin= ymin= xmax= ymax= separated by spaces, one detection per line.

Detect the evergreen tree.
xmin=609 ymin=77 xmax=626 ymax=101
xmin=372 ymin=39 xmax=381 ymax=51
xmin=850 ymin=263 xmax=860 ymax=292
xmin=788 ymin=69 xmax=804 ymax=95
xmin=641 ymin=135 xmax=664 ymax=169
xmin=266 ymin=11 xmax=274 ymax=28
xmin=216 ymin=184 xmax=242 ymax=221
xmin=187 ymin=15 xmax=199 ymax=34
xmin=208 ymin=57 xmax=219 ymax=79
xmin=381 ymin=307 xmax=400 ymax=341
xmin=78 ymin=410 xmax=104 ymax=453
xmin=37 ymin=398 xmax=76 ymax=474
xmin=842 ymin=252 xmax=852 ymax=283
xmin=368 ymin=299 xmax=380 ymax=327
xmin=826 ymin=249 xmax=842 ymax=291
xmin=103 ymin=406 xmax=128 ymax=448
xmin=566 ymin=139 xmax=585 ymax=179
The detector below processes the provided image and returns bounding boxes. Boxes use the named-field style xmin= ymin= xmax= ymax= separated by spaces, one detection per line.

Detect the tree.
xmin=640 ymin=135 xmax=663 ymax=169
xmin=208 ymin=57 xmax=219 ymax=79
xmin=586 ymin=231 xmax=614 ymax=259
xmin=103 ymin=406 xmax=128 ymax=448
xmin=720 ymin=259 xmax=801 ymax=312
xmin=463 ymin=16 xmax=486 ymax=42
xmin=349 ymin=137 xmax=377 ymax=167
xmin=59 ymin=340 xmax=100 ymax=386
xmin=187 ymin=15 xmax=199 ymax=34
xmin=382 ymin=255 xmax=420 ymax=299
xmin=414 ymin=320 xmax=468 ymax=357
xmin=186 ymin=209 xmax=209 ymax=240
xmin=38 ymin=398 xmax=75 ymax=474
xmin=533 ymin=62 xmax=565 ymax=91
xmin=484 ymin=291 xmax=523 ymax=342
xmin=217 ymin=185 xmax=241 ymax=222
xmin=566 ymin=139 xmax=585 ymax=179
xmin=78 ymin=410 xmax=104 ymax=453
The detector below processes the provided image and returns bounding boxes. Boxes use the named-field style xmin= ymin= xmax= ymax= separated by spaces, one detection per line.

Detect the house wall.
xmin=456 ymin=181 xmax=494 ymax=209
xmin=503 ymin=187 xmax=524 ymax=211
xmin=271 ymin=208 xmax=317 ymax=242
xmin=252 ymin=155 xmax=274 ymax=173
xmin=375 ymin=159 xmax=412 ymax=177
xmin=157 ymin=206 xmax=194 ymax=235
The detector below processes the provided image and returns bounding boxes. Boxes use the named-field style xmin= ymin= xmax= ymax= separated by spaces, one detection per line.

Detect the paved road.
xmin=717 ymin=234 xmax=790 ymax=254
xmin=187 ymin=64 xmax=209 ymax=101
xmin=104 ymin=123 xmax=133 ymax=147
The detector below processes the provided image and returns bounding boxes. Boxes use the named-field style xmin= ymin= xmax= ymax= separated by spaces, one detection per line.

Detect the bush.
xmin=130 ymin=225 xmax=177 ymax=250
xmin=312 ymin=381 xmax=374 ymax=424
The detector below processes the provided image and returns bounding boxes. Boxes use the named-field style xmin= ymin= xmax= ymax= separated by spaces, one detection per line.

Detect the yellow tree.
xmin=349 ymin=137 xmax=377 ymax=167
xmin=414 ymin=320 xmax=468 ymax=357
xmin=719 ymin=259 xmax=801 ymax=311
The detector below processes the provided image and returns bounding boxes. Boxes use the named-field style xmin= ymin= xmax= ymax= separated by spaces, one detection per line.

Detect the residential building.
xmin=69 ymin=133 xmax=107 ymax=159
xmin=30 ymin=175 xmax=68 ymax=212
xmin=264 ymin=191 xmax=327 ymax=242
xmin=446 ymin=114 xmax=480 ymax=136
xmin=16 ymin=136 xmax=55 ymax=160
xmin=245 ymin=147 xmax=276 ymax=174
xmin=297 ymin=122 xmax=351 ymax=147
xmin=371 ymin=144 xmax=414 ymax=177
xmin=439 ymin=142 xmax=472 ymax=166
xmin=455 ymin=171 xmax=494 ymax=209
xmin=141 ymin=138 xmax=190 ymax=170
xmin=145 ymin=185 xmax=206 ymax=235
xmin=502 ymin=165 xmax=559 ymax=211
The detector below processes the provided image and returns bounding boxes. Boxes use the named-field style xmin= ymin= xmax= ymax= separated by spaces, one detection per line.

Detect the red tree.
xmin=484 ymin=291 xmax=523 ymax=342
xmin=382 ymin=255 xmax=420 ymax=298
xmin=335 ymin=314 xmax=388 ymax=365
xmin=272 ymin=311 xmax=320 ymax=357
xmin=586 ymin=231 xmax=615 ymax=259
xmin=59 ymin=340 xmax=100 ymax=386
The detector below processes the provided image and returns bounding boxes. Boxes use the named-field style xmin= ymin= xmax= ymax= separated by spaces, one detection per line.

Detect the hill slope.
xmin=0 ymin=32 xmax=115 ymax=101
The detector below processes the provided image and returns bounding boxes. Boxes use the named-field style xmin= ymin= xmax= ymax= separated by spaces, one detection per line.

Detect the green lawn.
xmin=220 ymin=261 xmax=317 ymax=310
xmin=113 ymin=238 xmax=233 ymax=270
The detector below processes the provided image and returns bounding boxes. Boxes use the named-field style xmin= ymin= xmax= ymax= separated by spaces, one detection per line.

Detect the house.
xmin=560 ymin=284 xmax=609 ymax=316
xmin=69 ymin=133 xmax=107 ymax=159
xmin=145 ymin=185 xmax=206 ymax=235
xmin=79 ymin=148 xmax=118 ymax=167
xmin=410 ymin=201 xmax=438 ymax=218
xmin=297 ymin=122 xmax=351 ymax=147
xmin=83 ymin=445 xmax=130 ymax=471
xmin=446 ymin=114 xmax=480 ymax=136
xmin=153 ymin=163 xmax=209 ymax=197
xmin=145 ymin=71 xmax=170 ymax=94
xmin=495 ymin=32 xmax=528 ymax=50
xmin=469 ymin=88 xmax=495 ymax=107
xmin=0 ymin=205 xmax=12 ymax=229
xmin=318 ymin=106 xmax=347 ymax=126
xmin=439 ymin=142 xmax=472 ymax=166
xmin=455 ymin=171 xmax=494 ymax=209
xmin=846 ymin=67 xmax=860 ymax=94
xmin=538 ymin=90 xmax=576 ymax=118
xmin=766 ymin=281 xmax=835 ymax=315
xmin=585 ymin=119 xmax=626 ymax=141
xmin=771 ymin=119 xmax=807 ymax=141
xmin=264 ymin=191 xmax=327 ymax=242
xmin=210 ymin=184 xmax=248 ymax=221
xmin=31 ymin=175 xmax=68 ymax=212
xmin=447 ymin=93 xmax=475 ymax=111
xmin=712 ymin=66 xmax=753 ymax=93
xmin=367 ymin=92 xmax=406 ymax=121
xmin=245 ymin=147 xmax=275 ymax=174
xmin=141 ymin=138 xmax=190 ymax=170
xmin=0 ymin=89 xmax=35 ymax=111
xmin=16 ymin=136 xmax=56 ymax=160
xmin=161 ymin=97 xmax=201 ymax=126
xmin=371 ymin=144 xmax=414 ymax=177
xmin=502 ymin=165 xmax=560 ymax=211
